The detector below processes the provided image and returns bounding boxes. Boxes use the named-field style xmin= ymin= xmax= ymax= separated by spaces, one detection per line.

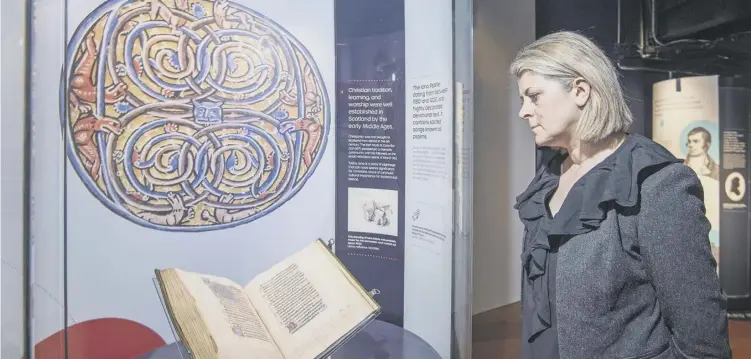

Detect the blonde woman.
xmin=511 ymin=31 xmax=731 ymax=359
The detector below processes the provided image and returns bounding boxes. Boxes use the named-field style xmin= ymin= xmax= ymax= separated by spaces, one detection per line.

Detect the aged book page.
xmin=171 ymin=269 xmax=285 ymax=359
xmin=243 ymin=241 xmax=379 ymax=359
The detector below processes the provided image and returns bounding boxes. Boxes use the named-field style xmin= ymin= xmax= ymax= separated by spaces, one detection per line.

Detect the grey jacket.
xmin=515 ymin=134 xmax=731 ymax=359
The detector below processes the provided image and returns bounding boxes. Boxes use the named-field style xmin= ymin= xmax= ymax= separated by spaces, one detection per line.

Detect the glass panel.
xmin=29 ymin=0 xmax=67 ymax=357
xmin=25 ymin=0 xmax=473 ymax=358
xmin=452 ymin=0 xmax=474 ymax=357
xmin=2 ymin=1 xmax=32 ymax=358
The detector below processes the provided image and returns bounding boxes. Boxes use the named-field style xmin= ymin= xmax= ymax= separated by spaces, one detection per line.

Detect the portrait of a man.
xmin=684 ymin=126 xmax=720 ymax=180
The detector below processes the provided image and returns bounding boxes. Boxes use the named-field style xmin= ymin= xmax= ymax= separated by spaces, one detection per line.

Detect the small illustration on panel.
xmin=362 ymin=200 xmax=394 ymax=227
xmin=347 ymin=187 xmax=399 ymax=237
xmin=725 ymin=172 xmax=746 ymax=202
xmin=410 ymin=201 xmax=449 ymax=246
xmin=61 ymin=0 xmax=330 ymax=232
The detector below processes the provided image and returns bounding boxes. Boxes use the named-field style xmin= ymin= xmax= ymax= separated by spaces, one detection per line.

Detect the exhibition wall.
xmin=472 ymin=0 xmax=536 ymax=314
xmin=6 ymin=0 xmax=472 ymax=358
xmin=1 ymin=1 xmax=29 ymax=358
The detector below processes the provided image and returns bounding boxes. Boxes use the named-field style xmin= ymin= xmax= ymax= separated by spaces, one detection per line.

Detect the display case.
xmin=20 ymin=0 xmax=474 ymax=358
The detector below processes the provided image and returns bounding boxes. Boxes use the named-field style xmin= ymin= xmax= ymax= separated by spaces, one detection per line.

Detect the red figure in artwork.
xmin=69 ymin=32 xmax=128 ymax=114
xmin=288 ymin=117 xmax=322 ymax=168
xmin=73 ymin=114 xmax=123 ymax=181
xmin=23 ymin=318 xmax=166 ymax=359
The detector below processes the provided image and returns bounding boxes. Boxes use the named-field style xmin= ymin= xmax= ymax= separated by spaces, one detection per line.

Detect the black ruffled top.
xmin=513 ymin=134 xmax=681 ymax=357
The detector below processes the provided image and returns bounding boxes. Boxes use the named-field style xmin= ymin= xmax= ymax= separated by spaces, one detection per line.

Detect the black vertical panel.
xmin=718 ymin=78 xmax=751 ymax=311
xmin=334 ymin=0 xmax=406 ymax=327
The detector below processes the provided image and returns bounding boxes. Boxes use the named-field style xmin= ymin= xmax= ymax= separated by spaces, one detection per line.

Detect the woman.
xmin=511 ymin=31 xmax=731 ymax=359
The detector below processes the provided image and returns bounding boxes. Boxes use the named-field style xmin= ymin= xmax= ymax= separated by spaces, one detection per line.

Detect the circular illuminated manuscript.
xmin=61 ymin=0 xmax=329 ymax=231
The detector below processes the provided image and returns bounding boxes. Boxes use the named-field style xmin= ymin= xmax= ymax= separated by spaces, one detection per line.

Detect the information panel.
xmin=717 ymin=80 xmax=751 ymax=312
xmin=334 ymin=0 xmax=407 ymax=328
xmin=334 ymin=0 xmax=455 ymax=357
xmin=403 ymin=1 xmax=454 ymax=356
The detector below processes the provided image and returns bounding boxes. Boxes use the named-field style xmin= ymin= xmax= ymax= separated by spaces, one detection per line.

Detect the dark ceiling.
xmin=616 ymin=0 xmax=751 ymax=78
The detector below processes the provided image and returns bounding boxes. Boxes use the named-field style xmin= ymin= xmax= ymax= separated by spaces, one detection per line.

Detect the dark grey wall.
xmin=472 ymin=0 xmax=536 ymax=313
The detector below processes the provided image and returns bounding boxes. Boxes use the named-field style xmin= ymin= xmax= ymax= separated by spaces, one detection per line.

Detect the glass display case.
xmin=10 ymin=0 xmax=474 ymax=358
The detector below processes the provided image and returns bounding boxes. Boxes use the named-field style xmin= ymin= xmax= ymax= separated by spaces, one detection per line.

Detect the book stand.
xmin=151 ymin=277 xmax=190 ymax=359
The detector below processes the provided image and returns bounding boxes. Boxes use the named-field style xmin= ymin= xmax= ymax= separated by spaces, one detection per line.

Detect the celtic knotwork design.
xmin=60 ymin=0 xmax=329 ymax=232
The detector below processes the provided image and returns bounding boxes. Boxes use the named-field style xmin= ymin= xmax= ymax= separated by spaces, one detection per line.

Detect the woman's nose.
xmin=518 ymin=100 xmax=533 ymax=119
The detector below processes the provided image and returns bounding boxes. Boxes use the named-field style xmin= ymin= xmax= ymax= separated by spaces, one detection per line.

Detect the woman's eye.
xmin=528 ymin=94 xmax=539 ymax=102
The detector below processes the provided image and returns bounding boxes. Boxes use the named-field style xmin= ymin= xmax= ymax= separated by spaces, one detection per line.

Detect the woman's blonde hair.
xmin=509 ymin=31 xmax=633 ymax=143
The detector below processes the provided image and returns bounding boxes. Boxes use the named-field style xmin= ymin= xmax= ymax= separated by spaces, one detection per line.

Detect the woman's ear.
xmin=571 ymin=77 xmax=591 ymax=107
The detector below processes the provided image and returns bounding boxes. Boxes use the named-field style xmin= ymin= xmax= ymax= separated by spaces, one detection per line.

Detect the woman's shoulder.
xmin=618 ymin=133 xmax=678 ymax=167
xmin=529 ymin=133 xmax=679 ymax=182
xmin=514 ymin=134 xmax=687 ymax=224
xmin=580 ymin=133 xmax=683 ymax=206
xmin=639 ymin=158 xmax=704 ymax=202
xmin=621 ymin=134 xmax=701 ymax=199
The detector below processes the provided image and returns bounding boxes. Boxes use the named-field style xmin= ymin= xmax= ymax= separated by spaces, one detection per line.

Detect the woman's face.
xmin=517 ymin=72 xmax=587 ymax=148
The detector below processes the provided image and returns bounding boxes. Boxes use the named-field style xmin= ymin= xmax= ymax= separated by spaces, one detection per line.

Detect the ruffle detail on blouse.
xmin=513 ymin=134 xmax=681 ymax=343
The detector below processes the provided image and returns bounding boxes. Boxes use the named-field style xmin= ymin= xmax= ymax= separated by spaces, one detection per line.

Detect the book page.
xmin=173 ymin=269 xmax=284 ymax=359
xmin=244 ymin=241 xmax=379 ymax=359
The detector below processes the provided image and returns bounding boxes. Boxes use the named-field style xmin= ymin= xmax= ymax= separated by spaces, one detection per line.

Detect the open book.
xmin=154 ymin=239 xmax=381 ymax=359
